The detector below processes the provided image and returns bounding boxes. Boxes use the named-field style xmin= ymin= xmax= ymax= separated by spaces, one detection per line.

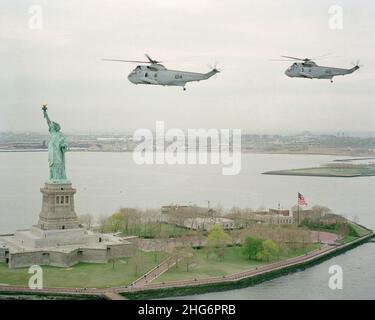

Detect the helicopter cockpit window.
xmin=288 ymin=63 xmax=297 ymax=71
xmin=131 ymin=66 xmax=141 ymax=74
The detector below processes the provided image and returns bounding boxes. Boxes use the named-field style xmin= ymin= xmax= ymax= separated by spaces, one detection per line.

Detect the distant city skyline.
xmin=1 ymin=0 xmax=374 ymax=133
xmin=3 ymin=130 xmax=375 ymax=139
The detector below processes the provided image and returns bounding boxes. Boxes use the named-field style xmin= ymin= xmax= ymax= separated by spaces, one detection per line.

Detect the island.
xmin=263 ymin=162 xmax=375 ymax=178
xmin=1 ymin=204 xmax=373 ymax=300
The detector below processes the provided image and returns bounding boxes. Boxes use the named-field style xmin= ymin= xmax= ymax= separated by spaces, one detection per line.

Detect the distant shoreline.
xmin=1 ymin=148 xmax=375 ymax=158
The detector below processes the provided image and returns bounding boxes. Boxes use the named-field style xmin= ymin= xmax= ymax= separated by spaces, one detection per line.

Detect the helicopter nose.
xmin=284 ymin=70 xmax=291 ymax=77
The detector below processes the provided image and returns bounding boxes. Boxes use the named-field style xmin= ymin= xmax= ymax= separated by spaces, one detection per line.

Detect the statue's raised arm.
xmin=42 ymin=104 xmax=52 ymax=128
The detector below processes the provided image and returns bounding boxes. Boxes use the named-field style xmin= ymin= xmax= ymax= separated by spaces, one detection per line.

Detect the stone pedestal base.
xmin=0 ymin=228 xmax=137 ymax=268
xmin=38 ymin=182 xmax=79 ymax=230
xmin=14 ymin=226 xmax=99 ymax=248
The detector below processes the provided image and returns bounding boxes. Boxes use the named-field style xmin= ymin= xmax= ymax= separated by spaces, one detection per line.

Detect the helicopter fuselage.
xmin=127 ymin=64 xmax=218 ymax=89
xmin=285 ymin=62 xmax=359 ymax=82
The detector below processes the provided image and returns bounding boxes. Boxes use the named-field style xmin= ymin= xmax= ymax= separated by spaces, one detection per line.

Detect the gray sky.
xmin=1 ymin=0 xmax=374 ymax=134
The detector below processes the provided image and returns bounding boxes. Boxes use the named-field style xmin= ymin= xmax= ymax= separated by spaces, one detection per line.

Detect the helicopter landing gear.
xmin=330 ymin=79 xmax=334 ymax=83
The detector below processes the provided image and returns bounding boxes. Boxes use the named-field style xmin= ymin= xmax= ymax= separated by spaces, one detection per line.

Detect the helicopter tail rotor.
xmin=207 ymin=61 xmax=221 ymax=73
xmin=350 ymin=59 xmax=363 ymax=73
xmin=351 ymin=59 xmax=363 ymax=68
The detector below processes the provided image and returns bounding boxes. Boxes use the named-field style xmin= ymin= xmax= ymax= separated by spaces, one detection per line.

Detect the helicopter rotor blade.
xmin=145 ymin=54 xmax=162 ymax=64
xmin=102 ymin=58 xmax=151 ymax=63
xmin=270 ymin=59 xmax=298 ymax=62
xmin=280 ymin=55 xmax=310 ymax=61
xmin=207 ymin=61 xmax=221 ymax=71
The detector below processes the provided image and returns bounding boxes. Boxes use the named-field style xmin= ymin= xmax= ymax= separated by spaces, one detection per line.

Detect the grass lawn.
xmin=0 ymin=251 xmax=168 ymax=288
xmin=154 ymin=243 xmax=320 ymax=283
xmin=338 ymin=222 xmax=372 ymax=244
xmin=348 ymin=222 xmax=371 ymax=237
xmin=338 ymin=235 xmax=358 ymax=244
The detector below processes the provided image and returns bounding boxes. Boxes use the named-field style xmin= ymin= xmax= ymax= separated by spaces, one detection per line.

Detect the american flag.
xmin=298 ymin=192 xmax=307 ymax=206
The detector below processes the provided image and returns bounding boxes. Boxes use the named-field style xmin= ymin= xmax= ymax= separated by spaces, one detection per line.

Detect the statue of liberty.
xmin=42 ymin=105 xmax=69 ymax=182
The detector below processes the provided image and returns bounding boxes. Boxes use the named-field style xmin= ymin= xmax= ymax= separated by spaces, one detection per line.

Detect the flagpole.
xmin=297 ymin=202 xmax=300 ymax=226
xmin=297 ymin=192 xmax=300 ymax=226
xmin=318 ymin=211 xmax=321 ymax=243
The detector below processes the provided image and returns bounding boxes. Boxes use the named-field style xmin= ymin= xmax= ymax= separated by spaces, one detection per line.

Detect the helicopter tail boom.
xmin=348 ymin=65 xmax=360 ymax=73
xmin=204 ymin=68 xmax=220 ymax=79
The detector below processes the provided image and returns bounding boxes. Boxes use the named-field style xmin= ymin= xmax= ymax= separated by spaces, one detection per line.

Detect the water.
xmin=171 ymin=243 xmax=375 ymax=300
xmin=0 ymin=152 xmax=374 ymax=299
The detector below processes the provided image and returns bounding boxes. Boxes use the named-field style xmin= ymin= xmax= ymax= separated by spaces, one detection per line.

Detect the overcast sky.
xmin=1 ymin=0 xmax=374 ymax=134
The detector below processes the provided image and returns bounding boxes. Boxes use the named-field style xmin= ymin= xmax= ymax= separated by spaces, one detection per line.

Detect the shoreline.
xmin=1 ymin=149 xmax=375 ymax=158
xmin=122 ymin=231 xmax=374 ymax=300
xmin=0 ymin=230 xmax=373 ymax=300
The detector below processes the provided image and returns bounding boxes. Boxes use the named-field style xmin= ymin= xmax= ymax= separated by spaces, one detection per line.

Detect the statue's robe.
xmin=48 ymin=131 xmax=67 ymax=181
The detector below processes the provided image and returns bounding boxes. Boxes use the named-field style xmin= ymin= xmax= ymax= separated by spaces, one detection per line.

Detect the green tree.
xmin=258 ymin=239 xmax=279 ymax=262
xmin=106 ymin=211 xmax=125 ymax=233
xmin=242 ymin=236 xmax=263 ymax=260
xmin=118 ymin=208 xmax=141 ymax=235
xmin=207 ymin=224 xmax=230 ymax=260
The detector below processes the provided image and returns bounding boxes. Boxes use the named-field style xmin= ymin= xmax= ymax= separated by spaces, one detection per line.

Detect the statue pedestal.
xmin=38 ymin=182 xmax=80 ymax=230
xmin=14 ymin=226 xmax=99 ymax=248
xmin=0 ymin=181 xmax=137 ymax=268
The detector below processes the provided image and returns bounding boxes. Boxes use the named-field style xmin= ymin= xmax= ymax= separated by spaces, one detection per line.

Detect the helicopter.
xmin=277 ymin=55 xmax=360 ymax=83
xmin=102 ymin=54 xmax=220 ymax=90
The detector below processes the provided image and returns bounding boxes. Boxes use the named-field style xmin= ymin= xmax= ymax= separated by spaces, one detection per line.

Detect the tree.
xmin=108 ymin=257 xmax=118 ymax=270
xmin=309 ymin=205 xmax=331 ymax=227
xmin=133 ymin=250 xmax=145 ymax=276
xmin=118 ymin=207 xmax=141 ymax=235
xmin=207 ymin=224 xmax=230 ymax=260
xmin=258 ymin=239 xmax=279 ymax=262
xmin=180 ymin=246 xmax=196 ymax=272
xmin=311 ymin=205 xmax=332 ymax=218
xmin=152 ymin=239 xmax=164 ymax=263
xmin=277 ymin=243 xmax=288 ymax=258
xmin=79 ymin=214 xmax=94 ymax=229
xmin=230 ymin=230 xmax=242 ymax=246
xmin=242 ymin=236 xmax=263 ymax=260
xmin=98 ymin=215 xmax=108 ymax=233
xmin=106 ymin=211 xmax=125 ymax=233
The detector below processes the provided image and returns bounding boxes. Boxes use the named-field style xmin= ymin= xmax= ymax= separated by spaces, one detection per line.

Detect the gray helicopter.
xmin=103 ymin=54 xmax=219 ymax=91
xmin=277 ymin=55 xmax=360 ymax=83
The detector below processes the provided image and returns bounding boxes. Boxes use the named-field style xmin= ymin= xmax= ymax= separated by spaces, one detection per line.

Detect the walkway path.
xmin=122 ymin=244 xmax=336 ymax=293
xmin=128 ymin=255 xmax=180 ymax=288
xmin=0 ymin=233 xmax=372 ymax=298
